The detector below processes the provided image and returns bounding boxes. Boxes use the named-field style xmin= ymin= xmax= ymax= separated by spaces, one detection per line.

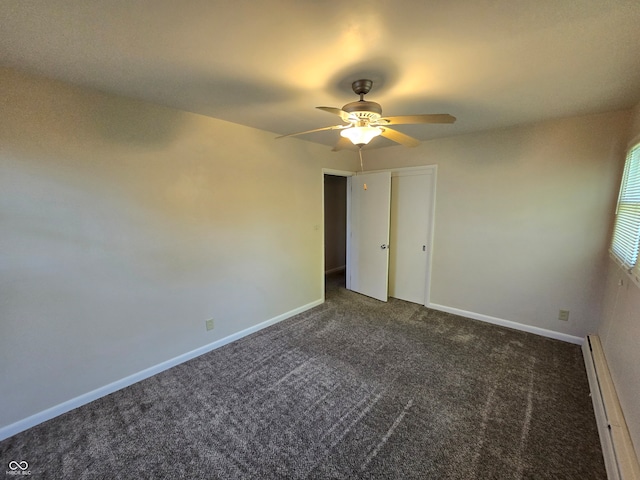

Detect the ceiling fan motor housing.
xmin=342 ymin=100 xmax=382 ymax=123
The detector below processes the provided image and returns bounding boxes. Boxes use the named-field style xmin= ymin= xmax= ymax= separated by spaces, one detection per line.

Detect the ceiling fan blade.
xmin=378 ymin=114 xmax=456 ymax=125
xmin=316 ymin=106 xmax=346 ymax=116
xmin=317 ymin=106 xmax=353 ymax=122
xmin=380 ymin=127 xmax=421 ymax=147
xmin=331 ymin=136 xmax=353 ymax=152
xmin=275 ymin=124 xmax=347 ymax=139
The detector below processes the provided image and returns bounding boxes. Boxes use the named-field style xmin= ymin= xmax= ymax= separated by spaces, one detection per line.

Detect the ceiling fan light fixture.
xmin=340 ymin=126 xmax=382 ymax=146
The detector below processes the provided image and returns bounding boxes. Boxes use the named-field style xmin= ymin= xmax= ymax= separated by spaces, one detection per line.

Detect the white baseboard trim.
xmin=325 ymin=265 xmax=346 ymax=275
xmin=0 ymin=298 xmax=324 ymax=442
xmin=427 ymin=303 xmax=584 ymax=345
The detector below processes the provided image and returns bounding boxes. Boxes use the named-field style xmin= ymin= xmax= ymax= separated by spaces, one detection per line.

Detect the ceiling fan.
xmin=276 ymin=79 xmax=456 ymax=150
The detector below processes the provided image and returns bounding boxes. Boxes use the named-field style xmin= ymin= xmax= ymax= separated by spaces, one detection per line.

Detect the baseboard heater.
xmin=582 ymin=335 xmax=640 ymax=480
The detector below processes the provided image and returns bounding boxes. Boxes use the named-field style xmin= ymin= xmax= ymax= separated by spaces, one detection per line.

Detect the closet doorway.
xmin=388 ymin=168 xmax=436 ymax=305
xmin=322 ymin=166 xmax=436 ymax=307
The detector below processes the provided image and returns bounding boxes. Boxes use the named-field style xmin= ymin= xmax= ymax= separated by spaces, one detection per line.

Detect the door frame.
xmin=322 ymin=168 xmax=355 ymax=301
xmin=321 ymin=165 xmax=437 ymax=307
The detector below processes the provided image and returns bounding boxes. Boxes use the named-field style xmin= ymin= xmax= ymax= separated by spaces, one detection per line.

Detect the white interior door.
xmin=388 ymin=171 xmax=435 ymax=305
xmin=349 ymin=171 xmax=391 ymax=301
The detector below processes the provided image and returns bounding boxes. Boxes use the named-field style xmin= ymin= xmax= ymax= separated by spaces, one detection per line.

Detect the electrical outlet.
xmin=558 ymin=310 xmax=570 ymax=322
xmin=205 ymin=319 xmax=214 ymax=331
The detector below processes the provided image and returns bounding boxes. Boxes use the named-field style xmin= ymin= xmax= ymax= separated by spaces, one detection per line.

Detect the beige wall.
xmin=364 ymin=111 xmax=631 ymax=338
xmin=598 ymin=101 xmax=640 ymax=459
xmin=0 ymin=68 xmax=357 ymax=429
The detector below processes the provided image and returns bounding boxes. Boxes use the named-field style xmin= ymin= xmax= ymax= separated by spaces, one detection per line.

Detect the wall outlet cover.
xmin=206 ymin=319 xmax=214 ymax=331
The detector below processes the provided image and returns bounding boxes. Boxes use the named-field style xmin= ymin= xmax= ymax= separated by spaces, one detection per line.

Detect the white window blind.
xmin=611 ymin=143 xmax=640 ymax=270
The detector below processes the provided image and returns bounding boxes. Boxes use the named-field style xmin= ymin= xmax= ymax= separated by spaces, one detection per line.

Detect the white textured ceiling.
xmin=1 ymin=0 xmax=640 ymax=149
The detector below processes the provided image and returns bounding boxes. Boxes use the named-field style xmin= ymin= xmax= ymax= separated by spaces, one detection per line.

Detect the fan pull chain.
xmin=358 ymin=147 xmax=368 ymax=189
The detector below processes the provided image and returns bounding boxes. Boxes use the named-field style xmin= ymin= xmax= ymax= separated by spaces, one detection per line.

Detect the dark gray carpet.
xmin=1 ymin=273 xmax=605 ymax=479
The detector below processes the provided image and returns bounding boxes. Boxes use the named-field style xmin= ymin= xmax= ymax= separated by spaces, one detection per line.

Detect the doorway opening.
xmin=323 ymin=174 xmax=348 ymax=291
xmin=323 ymin=169 xmax=355 ymax=298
